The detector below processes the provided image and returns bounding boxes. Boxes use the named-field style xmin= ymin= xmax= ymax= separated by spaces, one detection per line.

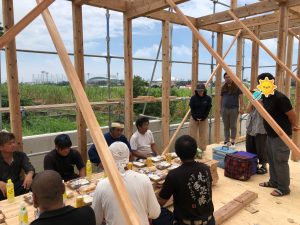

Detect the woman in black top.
xmin=189 ymin=83 xmax=212 ymax=151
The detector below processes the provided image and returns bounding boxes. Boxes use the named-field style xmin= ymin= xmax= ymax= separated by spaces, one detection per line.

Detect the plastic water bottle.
xmin=6 ymin=179 xmax=15 ymax=203
xmin=86 ymin=160 xmax=92 ymax=179
xmin=62 ymin=180 xmax=67 ymax=203
xmin=19 ymin=202 xmax=29 ymax=225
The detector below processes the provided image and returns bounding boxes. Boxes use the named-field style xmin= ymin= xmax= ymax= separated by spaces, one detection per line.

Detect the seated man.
xmin=0 ymin=131 xmax=35 ymax=200
xmin=31 ymin=170 xmax=96 ymax=225
xmin=92 ymin=142 xmax=160 ymax=225
xmin=130 ymin=117 xmax=159 ymax=159
xmin=155 ymin=135 xmax=215 ymax=225
xmin=88 ymin=121 xmax=131 ymax=167
xmin=44 ymin=134 xmax=85 ymax=181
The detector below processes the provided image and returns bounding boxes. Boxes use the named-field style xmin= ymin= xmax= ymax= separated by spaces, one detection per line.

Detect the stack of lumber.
xmin=197 ymin=158 xmax=219 ymax=186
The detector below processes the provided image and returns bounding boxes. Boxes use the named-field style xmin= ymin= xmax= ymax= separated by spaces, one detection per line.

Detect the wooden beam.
xmin=197 ymin=1 xmax=278 ymax=27
xmin=214 ymin=32 xmax=223 ymax=144
xmin=125 ymin=0 xmax=188 ymax=19
xmin=36 ymin=0 xmax=142 ymax=224
xmin=2 ymin=0 xmax=23 ymax=150
xmin=161 ymin=21 xmax=170 ymax=150
xmin=291 ymin=32 xmax=300 ymax=162
xmin=147 ymin=10 xmax=197 ymax=27
xmin=166 ymin=0 xmax=300 ymax=158
xmin=72 ymin=2 xmax=87 ymax=162
xmin=214 ymin=191 xmax=258 ymax=225
xmin=285 ymin=32 xmax=294 ymax=97
xmin=191 ymin=32 xmax=199 ymax=92
xmin=197 ymin=0 xmax=300 ymax=27
xmin=81 ymin=0 xmax=127 ymax=12
xmin=228 ymin=10 xmax=300 ymax=85
xmin=249 ymin=26 xmax=300 ymax=40
xmin=123 ymin=15 xmax=134 ymax=139
xmin=275 ymin=2 xmax=288 ymax=91
xmin=250 ymin=27 xmax=260 ymax=90
xmin=221 ymin=12 xmax=280 ymax=33
xmin=0 ymin=0 xmax=54 ymax=49
xmin=147 ymin=10 xmax=221 ymax=32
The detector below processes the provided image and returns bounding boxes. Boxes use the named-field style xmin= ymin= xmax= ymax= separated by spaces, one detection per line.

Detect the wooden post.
xmin=162 ymin=21 xmax=170 ymax=150
xmin=214 ymin=32 xmax=223 ymax=143
xmin=285 ymin=33 xmax=294 ymax=98
xmin=250 ymin=26 xmax=260 ymax=90
xmin=275 ymin=2 xmax=288 ymax=92
xmin=230 ymin=0 xmax=237 ymax=10
xmin=72 ymin=2 xmax=87 ymax=162
xmin=37 ymin=1 xmax=142 ymax=223
xmin=166 ymin=0 xmax=300 ymax=158
xmin=0 ymin=0 xmax=54 ymax=49
xmin=291 ymin=35 xmax=300 ymax=162
xmin=228 ymin=11 xmax=300 ymax=85
xmin=236 ymin=35 xmax=243 ymax=139
xmin=191 ymin=32 xmax=199 ymax=92
xmin=123 ymin=15 xmax=133 ymax=139
xmin=2 ymin=0 xmax=23 ymax=149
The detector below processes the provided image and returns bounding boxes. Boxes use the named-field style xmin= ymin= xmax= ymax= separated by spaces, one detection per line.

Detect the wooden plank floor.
xmin=207 ymin=143 xmax=300 ymax=225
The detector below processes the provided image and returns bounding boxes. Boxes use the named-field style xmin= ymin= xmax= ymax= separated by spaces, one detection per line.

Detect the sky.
xmin=0 ymin=0 xmax=299 ymax=83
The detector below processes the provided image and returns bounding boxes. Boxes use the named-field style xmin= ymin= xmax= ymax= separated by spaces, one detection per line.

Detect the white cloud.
xmin=133 ymin=44 xmax=159 ymax=58
xmin=173 ymin=45 xmax=191 ymax=56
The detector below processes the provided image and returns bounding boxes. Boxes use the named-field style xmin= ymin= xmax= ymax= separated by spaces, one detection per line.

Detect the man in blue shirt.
xmin=88 ymin=121 xmax=131 ymax=168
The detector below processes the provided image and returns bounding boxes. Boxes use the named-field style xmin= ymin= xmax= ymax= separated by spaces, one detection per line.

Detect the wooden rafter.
xmin=197 ymin=0 xmax=300 ymax=27
xmin=125 ymin=0 xmax=188 ymax=19
xmin=36 ymin=0 xmax=141 ymax=224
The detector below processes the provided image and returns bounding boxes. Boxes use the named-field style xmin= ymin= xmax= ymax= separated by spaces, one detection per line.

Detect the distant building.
xmin=86 ymin=77 xmax=123 ymax=86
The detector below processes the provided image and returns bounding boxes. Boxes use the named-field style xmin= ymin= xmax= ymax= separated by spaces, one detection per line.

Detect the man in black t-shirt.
xmin=31 ymin=170 xmax=95 ymax=225
xmin=257 ymin=73 xmax=300 ymax=197
xmin=44 ymin=134 xmax=85 ymax=181
xmin=156 ymin=135 xmax=215 ymax=225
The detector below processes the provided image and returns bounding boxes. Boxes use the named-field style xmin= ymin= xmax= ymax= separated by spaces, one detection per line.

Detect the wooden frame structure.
xmin=2 ymin=0 xmax=300 ymax=224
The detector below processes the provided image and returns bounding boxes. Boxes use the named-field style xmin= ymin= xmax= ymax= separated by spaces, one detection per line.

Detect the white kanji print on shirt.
xmin=187 ymin=170 xmax=211 ymax=206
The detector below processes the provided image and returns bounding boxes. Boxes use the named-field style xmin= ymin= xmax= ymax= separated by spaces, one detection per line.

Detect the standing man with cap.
xmin=92 ymin=142 xmax=160 ymax=225
xmin=88 ymin=120 xmax=131 ymax=168
xmin=189 ymin=83 xmax=212 ymax=151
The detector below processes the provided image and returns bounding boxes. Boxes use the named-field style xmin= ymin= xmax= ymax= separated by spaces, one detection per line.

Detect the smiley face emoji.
xmin=257 ymin=77 xmax=277 ymax=97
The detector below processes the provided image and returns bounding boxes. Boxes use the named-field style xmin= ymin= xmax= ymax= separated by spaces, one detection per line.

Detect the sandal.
xmin=270 ymin=189 xmax=290 ymax=197
xmin=259 ymin=181 xmax=277 ymax=188
xmin=256 ymin=167 xmax=268 ymax=175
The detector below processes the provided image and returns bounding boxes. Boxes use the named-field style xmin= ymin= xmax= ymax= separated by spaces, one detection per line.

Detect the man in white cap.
xmin=88 ymin=120 xmax=131 ymax=168
xmin=92 ymin=142 xmax=160 ymax=225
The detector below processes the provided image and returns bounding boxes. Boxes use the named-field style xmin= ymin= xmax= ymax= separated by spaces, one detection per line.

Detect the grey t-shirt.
xmin=221 ymin=88 xmax=242 ymax=109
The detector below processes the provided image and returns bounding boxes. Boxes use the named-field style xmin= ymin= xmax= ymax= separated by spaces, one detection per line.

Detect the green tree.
xmin=133 ymin=75 xmax=148 ymax=98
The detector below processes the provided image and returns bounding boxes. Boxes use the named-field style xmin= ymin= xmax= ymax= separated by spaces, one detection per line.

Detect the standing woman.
xmin=189 ymin=83 xmax=212 ymax=151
